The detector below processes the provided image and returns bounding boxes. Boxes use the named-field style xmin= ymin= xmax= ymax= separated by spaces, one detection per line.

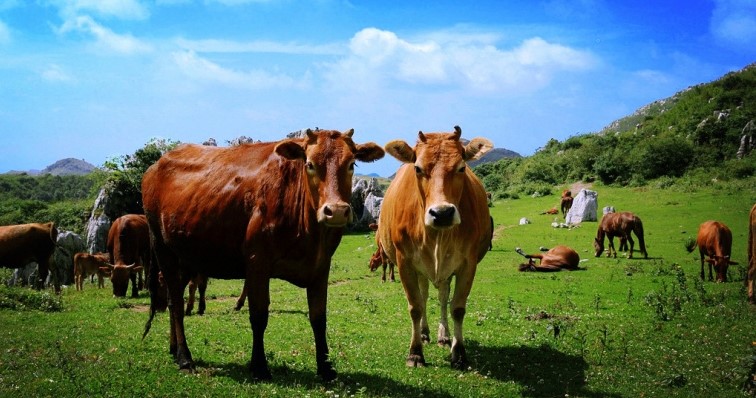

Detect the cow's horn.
xmin=453 ymin=125 xmax=462 ymax=139
xmin=345 ymin=128 xmax=354 ymax=138
xmin=418 ymin=131 xmax=427 ymax=143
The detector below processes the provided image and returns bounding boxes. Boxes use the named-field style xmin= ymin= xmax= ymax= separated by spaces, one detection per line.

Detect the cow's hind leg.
xmin=307 ymin=275 xmax=336 ymax=381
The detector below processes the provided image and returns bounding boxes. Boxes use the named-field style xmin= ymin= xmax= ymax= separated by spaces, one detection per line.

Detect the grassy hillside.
xmin=1 ymin=182 xmax=754 ymax=397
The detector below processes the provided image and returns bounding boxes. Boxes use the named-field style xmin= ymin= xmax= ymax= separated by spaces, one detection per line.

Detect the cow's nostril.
xmin=324 ymin=206 xmax=333 ymax=216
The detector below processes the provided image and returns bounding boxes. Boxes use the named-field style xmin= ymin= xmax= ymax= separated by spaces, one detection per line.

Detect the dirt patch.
xmin=569 ymin=181 xmax=594 ymax=193
xmin=131 ymin=304 xmax=150 ymax=313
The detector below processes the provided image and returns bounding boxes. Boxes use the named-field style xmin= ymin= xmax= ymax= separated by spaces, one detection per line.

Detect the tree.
xmin=102 ymin=138 xmax=179 ymax=219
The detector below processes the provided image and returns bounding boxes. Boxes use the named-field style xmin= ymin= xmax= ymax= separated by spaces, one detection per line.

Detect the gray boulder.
xmin=85 ymin=188 xmax=112 ymax=254
xmin=566 ymin=189 xmax=598 ymax=225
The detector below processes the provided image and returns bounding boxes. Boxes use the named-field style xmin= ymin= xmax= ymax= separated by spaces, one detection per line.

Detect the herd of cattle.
xmin=1 ymin=126 xmax=755 ymax=382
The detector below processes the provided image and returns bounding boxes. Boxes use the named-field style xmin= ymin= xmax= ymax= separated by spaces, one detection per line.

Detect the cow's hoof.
xmin=250 ymin=364 xmax=272 ymax=381
xmin=421 ymin=333 xmax=430 ymax=344
xmin=451 ymin=345 xmax=467 ymax=370
xmin=318 ymin=361 xmax=337 ymax=382
xmin=437 ymin=337 xmax=451 ymax=347
xmin=178 ymin=359 xmax=194 ymax=371
xmin=406 ymin=354 xmax=426 ymax=368
xmin=185 ymin=309 xmax=193 ymax=316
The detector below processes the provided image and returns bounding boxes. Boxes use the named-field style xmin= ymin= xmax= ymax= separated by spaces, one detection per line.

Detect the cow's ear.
xmin=385 ymin=140 xmax=415 ymax=163
xmin=705 ymin=258 xmax=715 ymax=264
xmin=464 ymin=137 xmax=494 ymax=161
xmin=355 ymin=142 xmax=385 ymax=163
xmin=99 ymin=266 xmax=112 ymax=274
xmin=275 ymin=140 xmax=306 ymax=160
xmin=130 ymin=266 xmax=144 ymax=274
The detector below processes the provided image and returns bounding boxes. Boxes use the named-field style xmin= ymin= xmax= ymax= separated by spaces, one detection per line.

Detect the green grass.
xmin=1 ymin=183 xmax=755 ymax=397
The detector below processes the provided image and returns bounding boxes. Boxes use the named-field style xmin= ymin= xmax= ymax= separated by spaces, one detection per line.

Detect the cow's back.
xmin=0 ymin=223 xmax=56 ymax=266
xmin=142 ymin=142 xmax=325 ymax=280
xmin=108 ymin=215 xmax=150 ymax=265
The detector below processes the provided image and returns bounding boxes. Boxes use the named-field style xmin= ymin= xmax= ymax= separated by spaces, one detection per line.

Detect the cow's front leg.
xmin=437 ymin=277 xmax=451 ymax=346
xmin=307 ymin=276 xmax=336 ymax=381
xmin=450 ymin=269 xmax=475 ymax=370
xmin=248 ymin=275 xmax=271 ymax=380
xmin=399 ymin=264 xmax=425 ymax=367
xmin=419 ymin=276 xmax=430 ymax=343
xmin=130 ymin=272 xmax=139 ymax=298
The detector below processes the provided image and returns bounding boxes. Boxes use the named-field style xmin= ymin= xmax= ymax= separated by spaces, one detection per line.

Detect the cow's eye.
xmin=305 ymin=161 xmax=316 ymax=174
xmin=348 ymin=162 xmax=355 ymax=172
xmin=457 ymin=165 xmax=466 ymax=173
xmin=414 ymin=165 xmax=423 ymax=175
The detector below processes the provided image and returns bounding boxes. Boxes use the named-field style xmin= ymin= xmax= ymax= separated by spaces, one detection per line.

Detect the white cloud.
xmin=325 ymin=28 xmax=598 ymax=93
xmin=171 ymin=50 xmax=310 ymax=90
xmin=710 ymin=0 xmax=756 ymax=49
xmin=46 ymin=0 xmax=149 ymax=20
xmin=58 ymin=15 xmax=152 ymax=54
xmin=175 ymin=37 xmax=344 ymax=55
xmin=41 ymin=64 xmax=75 ymax=83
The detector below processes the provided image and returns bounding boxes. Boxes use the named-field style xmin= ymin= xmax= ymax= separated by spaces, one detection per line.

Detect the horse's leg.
xmin=607 ymin=236 xmax=616 ymax=258
xmin=626 ymin=233 xmax=635 ymax=259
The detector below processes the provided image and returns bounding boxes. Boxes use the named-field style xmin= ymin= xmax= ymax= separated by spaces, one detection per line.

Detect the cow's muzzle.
xmin=425 ymin=204 xmax=460 ymax=229
xmin=319 ymin=202 xmax=353 ymax=227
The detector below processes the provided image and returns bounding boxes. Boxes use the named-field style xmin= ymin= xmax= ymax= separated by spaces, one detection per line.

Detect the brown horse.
xmin=560 ymin=190 xmax=573 ymax=216
xmin=516 ymin=245 xmax=583 ymax=272
xmin=594 ymin=212 xmax=647 ymax=259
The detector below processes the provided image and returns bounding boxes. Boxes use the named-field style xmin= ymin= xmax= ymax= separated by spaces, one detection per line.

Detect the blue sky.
xmin=1 ymin=0 xmax=754 ymax=177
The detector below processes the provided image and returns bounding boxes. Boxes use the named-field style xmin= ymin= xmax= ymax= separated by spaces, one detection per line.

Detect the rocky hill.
xmin=6 ymin=158 xmax=96 ymax=176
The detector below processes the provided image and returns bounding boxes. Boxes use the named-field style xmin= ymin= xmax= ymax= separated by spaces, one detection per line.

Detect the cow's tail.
xmin=634 ymin=217 xmax=648 ymax=257
xmin=143 ymin=249 xmax=167 ymax=340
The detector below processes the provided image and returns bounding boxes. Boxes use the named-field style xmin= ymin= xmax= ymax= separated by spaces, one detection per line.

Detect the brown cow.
xmin=594 ymin=211 xmax=647 ymax=259
xmin=687 ymin=220 xmax=738 ymax=282
xmin=101 ymin=214 xmax=149 ymax=297
xmin=141 ymin=129 xmax=384 ymax=380
xmin=73 ymin=252 xmax=110 ymax=290
xmin=747 ymin=204 xmax=756 ymax=303
xmin=377 ymin=126 xmax=492 ymax=370
xmin=560 ymin=190 xmax=573 ymax=216
xmin=516 ymin=246 xmax=583 ymax=272
xmin=0 ymin=222 xmax=58 ymax=290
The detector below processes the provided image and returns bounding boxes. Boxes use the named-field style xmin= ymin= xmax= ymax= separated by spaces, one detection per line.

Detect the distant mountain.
xmin=5 ymin=158 xmax=96 ymax=176
xmin=468 ymin=147 xmax=521 ymax=168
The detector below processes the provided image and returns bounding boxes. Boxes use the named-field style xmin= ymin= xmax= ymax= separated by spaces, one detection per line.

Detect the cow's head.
xmin=593 ymin=237 xmax=604 ymax=257
xmin=706 ymin=256 xmax=738 ymax=282
xmin=275 ymin=129 xmax=384 ymax=227
xmin=100 ymin=263 xmax=143 ymax=297
xmin=385 ymin=126 xmax=493 ymax=230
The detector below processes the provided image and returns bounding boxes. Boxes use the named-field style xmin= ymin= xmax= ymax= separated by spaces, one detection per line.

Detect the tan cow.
xmin=377 ymin=126 xmax=492 ymax=370
xmin=73 ymin=252 xmax=110 ymax=290
xmin=0 ymin=222 xmax=58 ymax=290
xmin=747 ymin=204 xmax=756 ymax=303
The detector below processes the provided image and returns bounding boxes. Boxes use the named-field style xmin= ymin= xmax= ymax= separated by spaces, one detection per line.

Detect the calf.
xmin=687 ymin=220 xmax=738 ymax=282
xmin=102 ymin=214 xmax=150 ymax=297
xmin=73 ymin=252 xmax=110 ymax=290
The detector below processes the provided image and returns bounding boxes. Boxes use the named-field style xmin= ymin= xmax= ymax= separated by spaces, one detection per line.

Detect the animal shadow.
xmin=466 ymin=340 xmax=620 ymax=397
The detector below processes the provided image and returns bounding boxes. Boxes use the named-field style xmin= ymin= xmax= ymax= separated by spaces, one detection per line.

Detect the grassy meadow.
xmin=1 ymin=182 xmax=755 ymax=397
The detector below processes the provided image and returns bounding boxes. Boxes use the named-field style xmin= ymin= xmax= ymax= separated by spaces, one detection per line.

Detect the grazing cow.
xmin=0 ymin=222 xmax=58 ymax=290
xmin=73 ymin=252 xmax=110 ymax=290
xmin=560 ymin=190 xmax=573 ymax=216
xmin=515 ymin=246 xmax=582 ymax=272
xmin=141 ymin=129 xmax=384 ymax=380
xmin=594 ymin=211 xmax=648 ymax=259
xmin=747 ymin=204 xmax=756 ymax=303
xmin=101 ymin=214 xmax=149 ymax=297
xmin=687 ymin=220 xmax=738 ymax=282
xmin=377 ymin=126 xmax=492 ymax=370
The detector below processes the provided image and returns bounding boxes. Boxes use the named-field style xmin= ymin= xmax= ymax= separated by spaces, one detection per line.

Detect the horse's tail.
xmin=634 ymin=216 xmax=648 ymax=258
xmin=685 ymin=237 xmax=698 ymax=253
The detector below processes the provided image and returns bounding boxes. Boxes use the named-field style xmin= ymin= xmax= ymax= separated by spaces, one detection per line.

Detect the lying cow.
xmin=688 ymin=220 xmax=738 ymax=282
xmin=515 ymin=246 xmax=583 ymax=272
xmin=0 ymin=222 xmax=58 ymax=290
xmin=73 ymin=252 xmax=111 ymax=290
